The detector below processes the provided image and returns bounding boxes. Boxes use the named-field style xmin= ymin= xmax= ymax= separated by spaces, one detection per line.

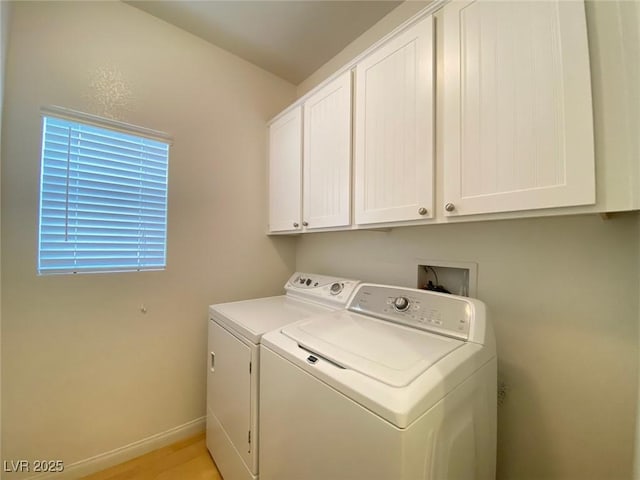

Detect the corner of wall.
xmin=0 ymin=1 xmax=12 ymax=475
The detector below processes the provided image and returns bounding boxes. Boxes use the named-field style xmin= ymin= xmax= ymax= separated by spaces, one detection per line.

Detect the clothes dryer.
xmin=206 ymin=272 xmax=359 ymax=480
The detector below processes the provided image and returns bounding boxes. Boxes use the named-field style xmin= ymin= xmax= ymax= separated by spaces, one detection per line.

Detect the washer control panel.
xmin=285 ymin=272 xmax=359 ymax=306
xmin=349 ymin=284 xmax=473 ymax=340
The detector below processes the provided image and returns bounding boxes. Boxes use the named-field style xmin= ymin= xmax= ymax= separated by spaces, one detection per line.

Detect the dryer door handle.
xmin=210 ymin=351 xmax=215 ymax=372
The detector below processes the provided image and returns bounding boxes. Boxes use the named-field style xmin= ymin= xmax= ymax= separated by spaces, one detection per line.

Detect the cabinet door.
xmin=442 ymin=0 xmax=595 ymax=216
xmin=354 ymin=15 xmax=434 ymax=225
xmin=303 ymin=70 xmax=352 ymax=230
xmin=208 ymin=320 xmax=254 ymax=470
xmin=268 ymin=107 xmax=302 ymax=232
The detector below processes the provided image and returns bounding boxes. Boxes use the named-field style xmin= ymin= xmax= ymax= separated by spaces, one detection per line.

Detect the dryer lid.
xmin=281 ymin=310 xmax=464 ymax=387
xmin=210 ymin=296 xmax=333 ymax=344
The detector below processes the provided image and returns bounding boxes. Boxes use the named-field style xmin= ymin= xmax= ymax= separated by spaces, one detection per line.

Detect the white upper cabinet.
xmin=268 ymin=106 xmax=302 ymax=233
xmin=354 ymin=15 xmax=435 ymax=225
xmin=442 ymin=0 xmax=595 ymax=217
xmin=267 ymin=0 xmax=611 ymax=233
xmin=303 ymin=71 xmax=352 ymax=230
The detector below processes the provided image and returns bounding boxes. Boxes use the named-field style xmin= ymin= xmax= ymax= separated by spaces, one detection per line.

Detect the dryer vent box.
xmin=417 ymin=260 xmax=477 ymax=297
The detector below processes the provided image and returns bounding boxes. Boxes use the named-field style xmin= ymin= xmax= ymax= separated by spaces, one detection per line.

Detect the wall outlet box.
xmin=417 ymin=259 xmax=478 ymax=297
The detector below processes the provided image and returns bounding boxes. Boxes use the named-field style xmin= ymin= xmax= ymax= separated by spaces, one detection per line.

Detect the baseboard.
xmin=26 ymin=416 xmax=206 ymax=480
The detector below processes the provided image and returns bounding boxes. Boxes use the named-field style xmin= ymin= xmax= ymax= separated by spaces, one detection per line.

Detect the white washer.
xmin=206 ymin=272 xmax=360 ymax=480
xmin=260 ymin=283 xmax=497 ymax=480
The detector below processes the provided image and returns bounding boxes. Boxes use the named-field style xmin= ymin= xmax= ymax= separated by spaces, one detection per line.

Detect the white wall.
xmin=294 ymin=0 xmax=640 ymax=478
xmin=1 ymin=1 xmax=296 ymax=475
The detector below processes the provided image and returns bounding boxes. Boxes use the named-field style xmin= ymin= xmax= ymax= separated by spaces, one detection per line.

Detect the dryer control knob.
xmin=393 ymin=296 xmax=410 ymax=312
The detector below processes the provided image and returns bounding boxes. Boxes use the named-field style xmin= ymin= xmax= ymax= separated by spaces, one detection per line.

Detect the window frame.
xmin=37 ymin=106 xmax=173 ymax=275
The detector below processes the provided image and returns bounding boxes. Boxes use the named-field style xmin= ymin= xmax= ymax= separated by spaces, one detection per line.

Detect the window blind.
xmin=38 ymin=115 xmax=170 ymax=274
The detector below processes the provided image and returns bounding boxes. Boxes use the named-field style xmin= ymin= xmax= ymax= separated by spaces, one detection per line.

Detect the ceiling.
xmin=126 ymin=1 xmax=403 ymax=85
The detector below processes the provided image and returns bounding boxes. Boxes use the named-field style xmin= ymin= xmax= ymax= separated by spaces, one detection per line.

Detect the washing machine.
xmin=206 ymin=272 xmax=360 ymax=480
xmin=259 ymin=283 xmax=496 ymax=480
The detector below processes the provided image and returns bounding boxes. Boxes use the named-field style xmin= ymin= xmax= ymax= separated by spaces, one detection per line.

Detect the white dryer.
xmin=259 ymin=283 xmax=496 ymax=480
xmin=206 ymin=272 xmax=360 ymax=480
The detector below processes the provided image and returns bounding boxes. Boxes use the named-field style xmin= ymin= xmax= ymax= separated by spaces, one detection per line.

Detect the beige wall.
xmin=636 ymin=212 xmax=640 ymax=480
xmin=0 ymin=1 xmax=10 ymax=475
xmin=296 ymin=214 xmax=639 ymax=479
xmin=294 ymin=0 xmax=640 ymax=479
xmin=1 ymin=1 xmax=296 ymax=473
xmin=623 ymin=1 xmax=640 ymax=477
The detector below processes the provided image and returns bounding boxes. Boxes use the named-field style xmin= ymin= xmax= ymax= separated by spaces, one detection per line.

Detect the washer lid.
xmin=281 ymin=310 xmax=464 ymax=387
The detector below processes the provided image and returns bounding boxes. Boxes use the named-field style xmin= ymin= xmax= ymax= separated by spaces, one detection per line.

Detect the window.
xmin=38 ymin=107 xmax=171 ymax=274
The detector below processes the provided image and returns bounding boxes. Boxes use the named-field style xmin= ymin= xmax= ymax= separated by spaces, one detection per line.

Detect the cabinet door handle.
xmin=210 ymin=352 xmax=215 ymax=372
xmin=445 ymin=203 xmax=456 ymax=212
xmin=418 ymin=207 xmax=428 ymax=216
xmin=302 ymin=221 xmax=309 ymax=227
xmin=293 ymin=222 xmax=299 ymax=228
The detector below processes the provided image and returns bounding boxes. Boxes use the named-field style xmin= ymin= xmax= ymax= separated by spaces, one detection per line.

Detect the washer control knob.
xmin=392 ymin=296 xmax=410 ymax=312
xmin=329 ymin=282 xmax=343 ymax=295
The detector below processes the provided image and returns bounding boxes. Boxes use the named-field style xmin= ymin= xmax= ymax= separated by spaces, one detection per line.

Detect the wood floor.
xmin=81 ymin=433 xmax=222 ymax=480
